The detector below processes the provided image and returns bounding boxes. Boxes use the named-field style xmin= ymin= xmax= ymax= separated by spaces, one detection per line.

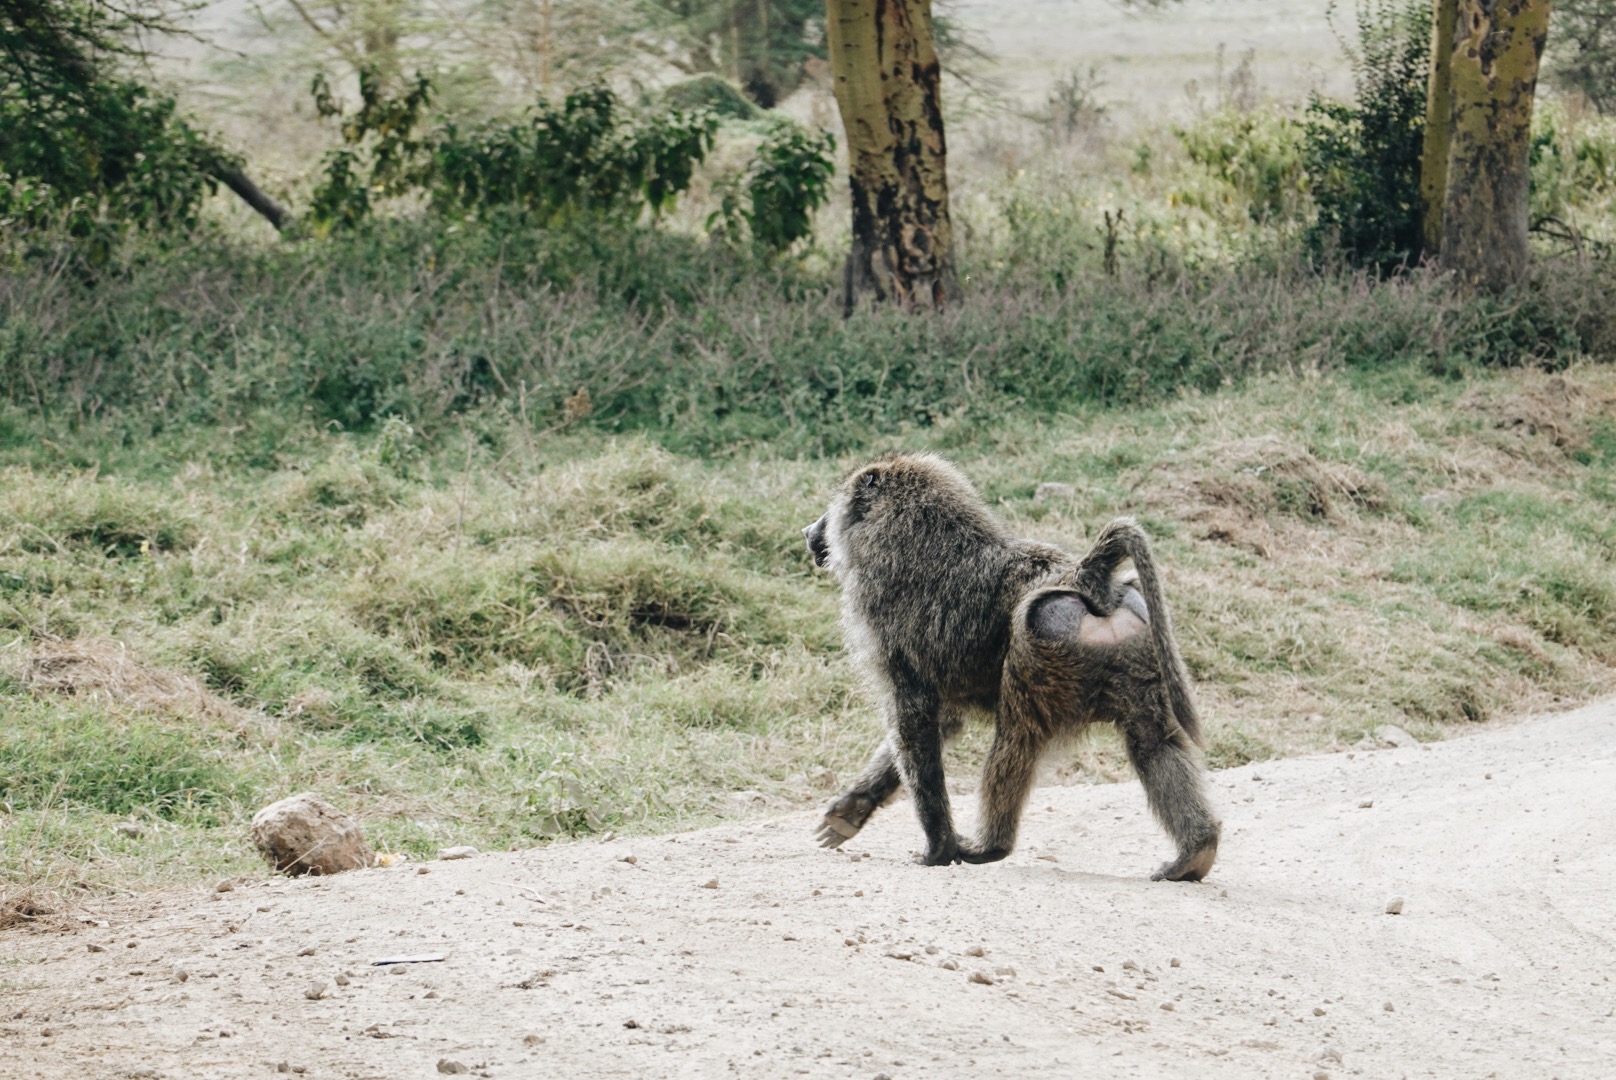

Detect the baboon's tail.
xmin=1087 ymin=518 xmax=1205 ymax=749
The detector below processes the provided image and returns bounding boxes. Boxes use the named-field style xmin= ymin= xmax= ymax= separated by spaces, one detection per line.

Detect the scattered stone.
xmin=214 ymin=881 xmax=234 ymax=893
xmin=86 ymin=943 xmax=105 ymax=953
xmin=437 ymin=1060 xmax=469 ymax=1075
xmin=1385 ymin=897 xmax=1405 ymax=915
xmin=623 ymin=1019 xmax=640 ymax=1029
xmin=1312 ymin=1073 xmax=1331 ymax=1080
xmin=1312 ymin=1006 xmax=1326 ymax=1016
xmin=1316 ymin=1045 xmax=1343 ymax=1064
xmin=1169 ymin=958 xmax=1181 ymax=968
xmin=1034 ymin=481 xmax=1076 ymax=502
xmin=1358 ymin=800 xmax=1373 ymax=809
xmin=304 ymin=982 xmax=328 ymax=1001
xmin=438 ymin=846 xmax=479 ymax=861
xmin=523 ymin=1035 xmax=545 ymax=1046
xmin=1160 ymin=1002 xmax=1176 ymax=1011
xmin=334 ymin=974 xmax=350 ymax=987
xmin=938 ymin=959 xmax=959 ymax=971
xmin=172 ymin=968 xmax=189 ymax=983
xmin=250 ymin=793 xmax=373 ymax=877
xmin=277 ymin=1063 xmax=291 ymax=1074
xmin=115 ymin=821 xmax=147 ymax=838
xmin=1122 ymin=959 xmax=1139 ymax=971
xmin=416 ymin=867 xmax=431 ymax=875
xmin=968 ymin=971 xmax=995 ymax=986
xmin=1383 ymin=1002 xmax=1395 ymax=1012
xmin=1107 ymin=989 xmax=1137 ymax=1001
xmin=619 ymin=854 xmax=638 ymax=865
xmin=964 ymin=945 xmax=986 ymax=957
xmin=993 ymin=966 xmax=1016 ymax=977
xmin=874 ymin=1073 xmax=893 ymax=1080
xmin=924 ymin=945 xmax=939 ymax=955
xmin=1374 ymin=725 xmax=1419 ymax=749
xmin=297 ymin=947 xmax=316 ymax=957
xmin=884 ymin=950 xmax=915 ymax=962
xmin=700 ymin=878 xmax=719 ymax=890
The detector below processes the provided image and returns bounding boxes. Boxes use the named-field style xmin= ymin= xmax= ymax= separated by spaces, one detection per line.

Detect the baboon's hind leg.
xmin=816 ymin=735 xmax=902 ymax=848
xmin=1121 ymin=714 xmax=1221 ymax=882
xmin=959 ymin=722 xmax=1045 ymax=864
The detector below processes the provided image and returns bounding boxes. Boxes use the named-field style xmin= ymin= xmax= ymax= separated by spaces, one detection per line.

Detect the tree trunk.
xmin=1439 ymin=0 xmax=1551 ymax=292
xmin=1420 ymin=0 xmax=1458 ymax=257
xmin=825 ymin=0 xmax=959 ymax=314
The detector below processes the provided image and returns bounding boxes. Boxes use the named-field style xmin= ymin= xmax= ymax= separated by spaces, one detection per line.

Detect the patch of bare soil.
xmin=3 ymin=698 xmax=1614 ymax=1079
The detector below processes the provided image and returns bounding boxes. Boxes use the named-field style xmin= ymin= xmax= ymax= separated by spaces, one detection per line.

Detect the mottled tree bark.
xmin=1420 ymin=0 xmax=1458 ymax=256
xmin=1440 ymin=0 xmax=1551 ymax=292
xmin=825 ymin=0 xmax=959 ymax=314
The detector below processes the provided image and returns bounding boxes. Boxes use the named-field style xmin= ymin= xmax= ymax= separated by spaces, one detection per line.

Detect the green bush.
xmin=1301 ymin=0 xmax=1430 ymax=270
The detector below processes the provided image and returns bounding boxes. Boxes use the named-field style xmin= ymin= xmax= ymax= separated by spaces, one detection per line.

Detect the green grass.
xmin=2 ymin=360 xmax=1613 ymax=905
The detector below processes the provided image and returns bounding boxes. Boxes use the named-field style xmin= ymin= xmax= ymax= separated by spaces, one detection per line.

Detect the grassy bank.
xmin=3 ymin=357 xmax=1613 ymax=918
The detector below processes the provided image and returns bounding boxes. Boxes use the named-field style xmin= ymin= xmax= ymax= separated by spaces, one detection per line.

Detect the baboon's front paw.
xmin=914 ymin=838 xmax=961 ymax=866
xmin=814 ymin=792 xmax=877 ymax=849
xmin=1150 ymin=841 xmax=1218 ymax=882
xmin=814 ymin=814 xmax=861 ymax=849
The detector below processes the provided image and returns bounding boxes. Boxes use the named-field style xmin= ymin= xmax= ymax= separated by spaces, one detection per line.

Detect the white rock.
xmin=437 ymin=846 xmax=479 ymax=861
xmin=250 ymin=793 xmax=373 ymax=877
xmin=1374 ymin=725 xmax=1419 ymax=749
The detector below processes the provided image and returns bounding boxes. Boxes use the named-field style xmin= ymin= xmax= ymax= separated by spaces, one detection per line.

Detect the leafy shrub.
xmin=710 ymin=121 xmax=837 ymax=254
xmin=309 ymin=74 xmax=719 ymax=232
xmin=1530 ymin=98 xmax=1616 ymax=231
xmin=1301 ymin=0 xmax=1430 ymax=270
xmin=1175 ymin=108 xmax=1308 ymax=223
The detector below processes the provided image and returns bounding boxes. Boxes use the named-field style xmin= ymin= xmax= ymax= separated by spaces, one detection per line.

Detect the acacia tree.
xmin=1419 ymin=0 xmax=1457 ymax=254
xmin=825 ymin=0 xmax=959 ymax=314
xmin=1427 ymin=0 xmax=1552 ymax=291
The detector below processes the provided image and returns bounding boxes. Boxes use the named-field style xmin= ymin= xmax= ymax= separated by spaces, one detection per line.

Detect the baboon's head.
xmin=803 ymin=453 xmax=990 ymax=580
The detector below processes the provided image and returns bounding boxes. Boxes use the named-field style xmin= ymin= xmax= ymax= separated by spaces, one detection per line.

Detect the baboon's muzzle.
xmin=803 ymin=516 xmax=829 ymax=568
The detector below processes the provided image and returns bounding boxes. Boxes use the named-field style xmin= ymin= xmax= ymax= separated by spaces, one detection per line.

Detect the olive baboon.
xmin=802 ymin=452 xmax=1219 ymax=880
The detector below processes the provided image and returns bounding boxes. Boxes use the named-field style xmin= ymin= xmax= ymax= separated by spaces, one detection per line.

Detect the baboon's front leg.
xmin=1122 ymin=717 xmax=1221 ymax=882
xmin=889 ymin=686 xmax=960 ymax=866
xmin=959 ymin=721 xmax=1045 ymax=864
xmin=815 ymin=735 xmax=902 ymax=849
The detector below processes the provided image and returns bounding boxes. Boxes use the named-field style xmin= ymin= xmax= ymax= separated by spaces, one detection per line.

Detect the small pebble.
xmin=438 ymin=846 xmax=479 ymax=861
xmin=1358 ymin=800 xmax=1373 ymax=809
xmin=215 ymin=882 xmax=234 ymax=894
xmin=1160 ymin=1002 xmax=1175 ymax=1011
xmin=304 ymin=982 xmax=328 ymax=1001
xmin=968 ymin=971 xmax=995 ymax=986
xmin=1312 ymin=1006 xmax=1326 ymax=1016
xmin=416 ymin=866 xmax=430 ymax=875
xmin=87 ymin=944 xmax=105 ymax=953
xmin=938 ymin=959 xmax=958 ymax=971
xmin=964 ymin=945 xmax=986 ymax=957
xmin=1383 ymin=1001 xmax=1395 ymax=1012
xmin=1385 ymin=897 xmax=1405 ymax=915
xmin=700 ymin=878 xmax=719 ymax=889
xmin=1169 ymin=957 xmax=1181 ymax=968
xmin=437 ymin=1060 xmax=469 ymax=1075
xmin=297 ymin=947 xmax=316 ymax=957
xmin=619 ymin=854 xmax=638 ymax=865
xmin=334 ymin=974 xmax=350 ymax=987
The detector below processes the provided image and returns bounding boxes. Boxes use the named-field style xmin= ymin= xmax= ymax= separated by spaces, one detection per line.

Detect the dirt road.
xmin=5 ymin=699 xmax=1614 ymax=1079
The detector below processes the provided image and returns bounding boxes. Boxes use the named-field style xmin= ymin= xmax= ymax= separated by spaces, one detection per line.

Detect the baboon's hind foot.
xmin=1150 ymin=834 xmax=1219 ymax=882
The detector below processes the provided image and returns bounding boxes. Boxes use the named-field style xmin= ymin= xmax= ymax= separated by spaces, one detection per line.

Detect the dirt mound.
xmin=1146 ymin=435 xmax=1385 ymax=556
xmin=13 ymin=638 xmax=259 ymax=734
xmin=1460 ymin=369 xmax=1615 ymax=456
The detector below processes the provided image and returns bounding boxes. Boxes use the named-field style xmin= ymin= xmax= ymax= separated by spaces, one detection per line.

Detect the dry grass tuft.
xmin=13 ymin=639 xmax=260 ymax=735
xmin=0 ymin=882 xmax=69 ymax=932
